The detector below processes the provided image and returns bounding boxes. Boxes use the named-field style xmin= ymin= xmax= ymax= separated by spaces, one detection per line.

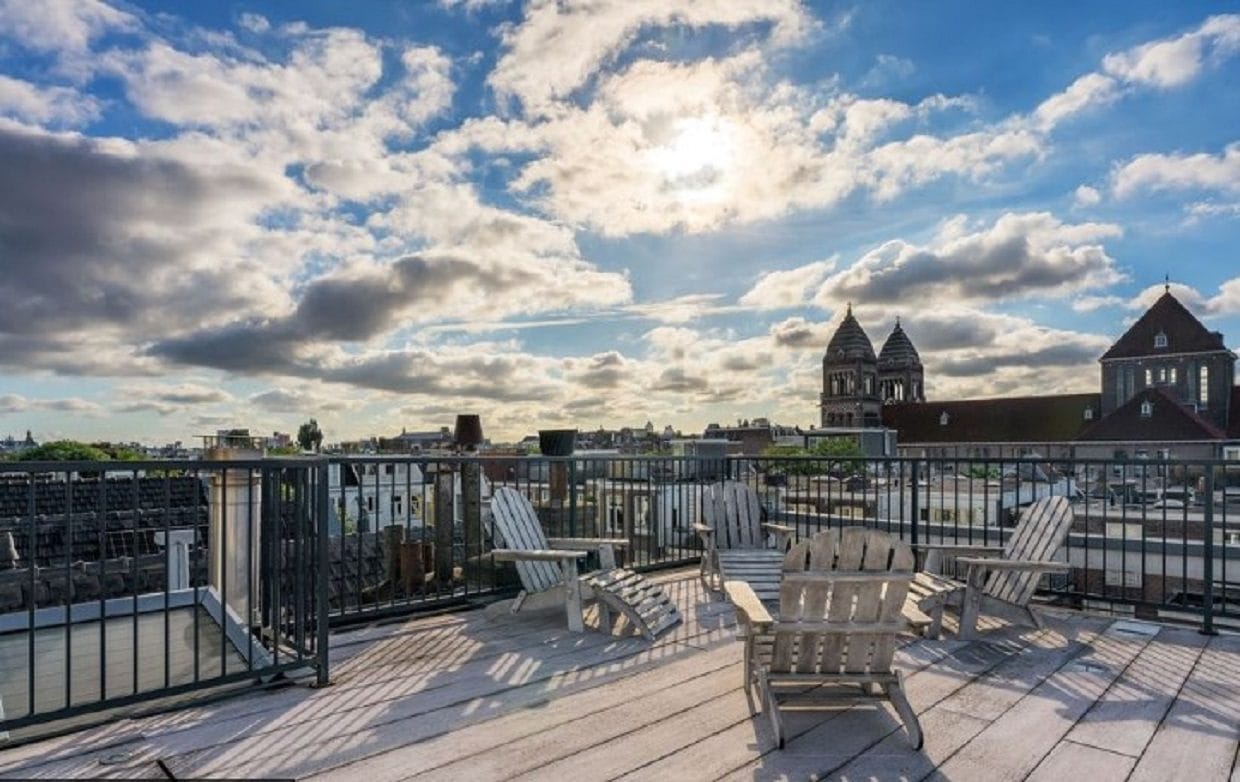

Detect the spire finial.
xmin=846 ymin=302 xmax=852 ymax=316
xmin=895 ymin=315 xmax=901 ymax=327
xmin=1164 ymin=273 xmax=1170 ymax=294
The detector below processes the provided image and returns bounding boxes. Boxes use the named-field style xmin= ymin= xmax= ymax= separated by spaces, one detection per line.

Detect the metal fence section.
xmin=3 ymin=450 xmax=1235 ymax=736
xmin=0 ymin=459 xmax=328 ymax=737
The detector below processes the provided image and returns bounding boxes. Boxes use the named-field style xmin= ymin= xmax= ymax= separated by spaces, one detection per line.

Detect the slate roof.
xmin=824 ymin=306 xmax=876 ymax=363
xmin=1077 ymin=387 xmax=1228 ymax=441
xmin=0 ymin=476 xmax=208 ymax=567
xmin=878 ymin=320 xmax=921 ymax=368
xmin=1100 ymin=291 xmax=1229 ymax=360
xmin=881 ymin=393 xmax=1101 ymax=443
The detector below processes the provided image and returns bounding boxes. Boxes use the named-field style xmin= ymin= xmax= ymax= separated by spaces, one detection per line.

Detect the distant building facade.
xmin=876 ymin=289 xmax=1240 ymax=460
xmin=820 ymin=306 xmax=924 ymax=428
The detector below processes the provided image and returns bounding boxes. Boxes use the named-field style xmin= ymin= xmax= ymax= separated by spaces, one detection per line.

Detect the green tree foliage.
xmin=18 ymin=440 xmax=112 ymax=461
xmin=297 ymin=418 xmax=324 ymax=452
xmin=759 ymin=438 xmax=865 ymax=476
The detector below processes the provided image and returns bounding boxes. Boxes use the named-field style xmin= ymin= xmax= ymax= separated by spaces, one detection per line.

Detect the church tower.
xmin=820 ymin=305 xmax=881 ymax=428
xmin=878 ymin=318 xmax=925 ymax=404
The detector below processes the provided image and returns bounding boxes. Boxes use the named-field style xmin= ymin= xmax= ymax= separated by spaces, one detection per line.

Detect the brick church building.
xmin=821 ymin=289 xmax=1240 ymax=459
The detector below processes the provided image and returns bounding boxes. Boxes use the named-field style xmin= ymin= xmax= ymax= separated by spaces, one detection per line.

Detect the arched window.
xmin=1200 ymin=365 xmax=1210 ymax=406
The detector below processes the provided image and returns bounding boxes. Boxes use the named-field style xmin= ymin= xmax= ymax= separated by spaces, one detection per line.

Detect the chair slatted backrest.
xmin=985 ymin=495 xmax=1074 ymax=607
xmin=774 ymin=528 xmax=913 ymax=676
xmin=491 ymin=487 xmax=562 ymax=593
xmin=703 ymin=481 xmax=764 ymax=550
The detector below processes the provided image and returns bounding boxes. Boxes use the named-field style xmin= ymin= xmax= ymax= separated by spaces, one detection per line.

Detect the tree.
xmin=18 ymin=440 xmax=112 ymax=461
xmin=759 ymin=438 xmax=865 ymax=476
xmin=297 ymin=418 xmax=324 ymax=452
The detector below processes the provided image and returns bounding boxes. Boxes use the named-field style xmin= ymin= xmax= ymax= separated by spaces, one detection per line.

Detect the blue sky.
xmin=1 ymin=0 xmax=1238 ymax=443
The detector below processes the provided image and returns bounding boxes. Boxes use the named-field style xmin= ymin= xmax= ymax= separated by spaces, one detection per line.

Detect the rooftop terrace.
xmin=2 ymin=569 xmax=1237 ymax=781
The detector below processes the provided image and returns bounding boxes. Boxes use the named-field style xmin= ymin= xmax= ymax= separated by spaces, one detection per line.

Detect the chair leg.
xmin=927 ymin=599 xmax=945 ymax=640
xmin=758 ymin=671 xmax=784 ymax=749
xmin=510 ymin=590 xmax=528 ymax=614
xmin=959 ymin=568 xmax=984 ymax=641
xmin=887 ymin=671 xmax=923 ymax=750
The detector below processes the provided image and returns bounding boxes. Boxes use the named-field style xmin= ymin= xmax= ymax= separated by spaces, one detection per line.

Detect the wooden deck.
xmin=1 ymin=570 xmax=1238 ymax=781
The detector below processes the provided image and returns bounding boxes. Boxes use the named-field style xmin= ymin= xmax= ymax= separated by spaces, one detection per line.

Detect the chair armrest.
xmin=956 ymin=557 xmax=1070 ymax=573
xmin=547 ymin=537 xmax=631 ymax=550
xmin=692 ymin=523 xmax=714 ymax=535
xmin=913 ymin=544 xmax=1004 ymax=557
xmin=761 ymin=523 xmax=794 ymax=535
xmin=492 ymin=548 xmax=589 ymax=563
xmin=723 ymin=580 xmax=773 ymax=626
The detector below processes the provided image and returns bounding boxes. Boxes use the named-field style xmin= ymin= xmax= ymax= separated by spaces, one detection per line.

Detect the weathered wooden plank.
xmin=930 ymin=623 xmax=1151 ymax=782
xmin=821 ymin=618 xmax=1109 ymax=782
xmin=1066 ymin=623 xmax=1208 ymax=757
xmin=308 ymin=641 xmax=742 ymax=782
xmin=1025 ymin=740 xmax=1137 ymax=782
xmin=1128 ymin=633 xmax=1240 ymax=782
xmin=153 ymin=596 xmax=733 ymax=777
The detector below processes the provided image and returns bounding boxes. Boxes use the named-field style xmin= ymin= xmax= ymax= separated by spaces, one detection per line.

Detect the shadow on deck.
xmin=1 ymin=570 xmax=1238 ymax=781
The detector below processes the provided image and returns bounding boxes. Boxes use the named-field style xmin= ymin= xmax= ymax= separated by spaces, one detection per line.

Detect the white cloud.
xmin=1073 ymin=184 xmax=1101 ymax=207
xmin=0 ymin=75 xmax=100 ymax=125
xmin=238 ymin=12 xmax=271 ymax=33
xmin=739 ymin=257 xmax=837 ymax=310
xmin=0 ymin=393 xmax=103 ymax=415
xmin=487 ymin=0 xmax=810 ymax=116
xmin=815 ymin=212 xmax=1125 ymax=308
xmin=1127 ymin=280 xmax=1240 ymax=317
xmin=1032 ymin=73 xmax=1118 ymax=131
xmin=1102 ymin=14 xmax=1240 ymax=88
xmin=0 ymin=0 xmax=134 ymax=56
xmin=1071 ymin=294 xmax=1123 ymax=312
xmin=1112 ymin=142 xmax=1240 ymax=198
xmin=1030 ymin=15 xmax=1240 ymax=131
xmin=1184 ymin=200 xmax=1240 ymax=221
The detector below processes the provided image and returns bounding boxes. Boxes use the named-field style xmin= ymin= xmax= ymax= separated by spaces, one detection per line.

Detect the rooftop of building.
xmin=881 ymin=393 xmax=1102 ymax=444
xmin=4 ymin=569 xmax=1237 ymax=781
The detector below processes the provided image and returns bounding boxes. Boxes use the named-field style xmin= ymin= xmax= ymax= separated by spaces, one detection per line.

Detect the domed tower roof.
xmin=825 ymin=305 xmax=876 ymax=363
xmin=879 ymin=318 xmax=922 ymax=368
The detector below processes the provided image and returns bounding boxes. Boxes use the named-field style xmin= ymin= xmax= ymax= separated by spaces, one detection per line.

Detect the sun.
xmin=647 ymin=116 xmax=737 ymax=202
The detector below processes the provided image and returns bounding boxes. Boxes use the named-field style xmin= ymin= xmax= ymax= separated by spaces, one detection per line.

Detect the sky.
xmin=1 ymin=0 xmax=1239 ymax=445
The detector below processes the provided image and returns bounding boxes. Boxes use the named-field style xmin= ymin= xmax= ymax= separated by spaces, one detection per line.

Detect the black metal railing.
xmin=0 ymin=458 xmax=328 ymax=738
xmin=3 ymin=450 xmax=1235 ymax=736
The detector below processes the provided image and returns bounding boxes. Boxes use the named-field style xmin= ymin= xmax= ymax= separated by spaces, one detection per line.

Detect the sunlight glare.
xmin=647 ymin=116 xmax=737 ymax=202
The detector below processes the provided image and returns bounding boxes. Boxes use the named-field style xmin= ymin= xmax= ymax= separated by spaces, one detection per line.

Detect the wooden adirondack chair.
xmin=490 ymin=487 xmax=681 ymax=640
xmin=725 ymin=527 xmax=923 ymax=750
xmin=911 ymin=495 xmax=1074 ymax=640
xmin=695 ymin=481 xmax=794 ymax=594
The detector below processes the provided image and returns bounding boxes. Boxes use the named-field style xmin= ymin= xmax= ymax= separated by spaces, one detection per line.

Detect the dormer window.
xmin=939 ymin=411 xmax=950 ymax=426
xmin=1140 ymin=400 xmax=1153 ymax=418
xmin=1154 ymin=332 xmax=1167 ymax=349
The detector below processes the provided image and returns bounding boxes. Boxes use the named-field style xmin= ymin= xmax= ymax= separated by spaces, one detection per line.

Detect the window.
xmin=1144 ymin=368 xmax=1152 ymax=386
xmin=1169 ymin=367 xmax=1177 ymax=384
xmin=392 ymin=495 xmax=403 ymax=516
xmin=1105 ymin=568 xmax=1143 ymax=588
xmin=366 ymin=496 xmax=375 ymax=512
xmin=1158 ymin=367 xmax=1166 ymax=383
xmin=1199 ymin=365 xmax=1209 ymax=407
xmin=1140 ymin=400 xmax=1153 ymax=417
xmin=939 ymin=411 xmax=950 ymax=426
xmin=1154 ymin=331 xmax=1167 ymax=348
xmin=1106 ymin=522 xmax=1144 ymax=539
xmin=1083 ymin=407 xmax=1094 ymax=421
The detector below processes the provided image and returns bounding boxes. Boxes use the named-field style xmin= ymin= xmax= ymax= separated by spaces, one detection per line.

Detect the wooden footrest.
xmin=585 ymin=568 xmax=682 ymax=641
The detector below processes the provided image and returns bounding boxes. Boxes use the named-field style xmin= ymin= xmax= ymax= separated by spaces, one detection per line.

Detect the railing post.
xmin=568 ymin=458 xmax=578 ymax=537
xmin=316 ymin=460 xmax=331 ymax=686
xmin=1201 ymin=464 xmax=1217 ymax=636
xmin=910 ymin=459 xmax=920 ymax=547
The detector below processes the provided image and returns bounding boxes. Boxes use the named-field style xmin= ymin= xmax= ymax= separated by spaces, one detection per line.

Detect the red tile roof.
xmin=1077 ymin=387 xmax=1227 ymax=441
xmin=881 ymin=393 xmax=1100 ymax=443
xmin=1100 ymin=291 xmax=1228 ymax=360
